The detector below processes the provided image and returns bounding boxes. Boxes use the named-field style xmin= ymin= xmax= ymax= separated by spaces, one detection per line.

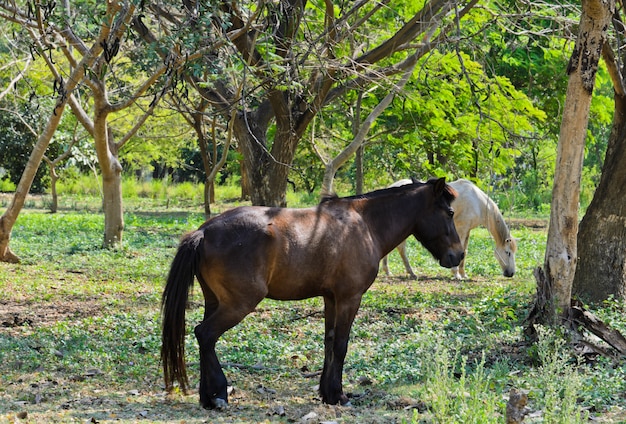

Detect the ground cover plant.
xmin=1 ymin=189 xmax=626 ymax=423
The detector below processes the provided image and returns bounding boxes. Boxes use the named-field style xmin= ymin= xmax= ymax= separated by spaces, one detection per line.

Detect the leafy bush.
xmin=0 ymin=177 xmax=16 ymax=192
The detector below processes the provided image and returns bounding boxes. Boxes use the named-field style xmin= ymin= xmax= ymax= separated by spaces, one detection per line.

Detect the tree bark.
xmin=537 ymin=0 xmax=613 ymax=320
xmin=573 ymin=88 xmax=626 ymax=302
xmin=354 ymin=93 xmax=364 ymax=195
xmin=196 ymin=114 xmax=213 ymax=218
xmin=69 ymin=11 xmax=176 ymax=248
xmin=43 ymin=134 xmax=78 ymax=214
xmin=0 ymin=117 xmax=63 ymax=262
xmin=197 ymin=112 xmax=233 ymax=217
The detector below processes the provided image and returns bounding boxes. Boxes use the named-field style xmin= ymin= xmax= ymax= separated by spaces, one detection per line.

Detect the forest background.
xmin=0 ymin=0 xmax=608 ymax=216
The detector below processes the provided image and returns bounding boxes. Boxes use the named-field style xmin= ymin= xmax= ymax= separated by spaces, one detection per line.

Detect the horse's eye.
xmin=448 ymin=209 xmax=454 ymax=217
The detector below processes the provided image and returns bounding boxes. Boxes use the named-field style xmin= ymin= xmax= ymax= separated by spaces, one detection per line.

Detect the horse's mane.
xmin=320 ymin=193 xmax=339 ymax=203
xmin=320 ymin=178 xmax=425 ymax=204
xmin=320 ymin=178 xmax=457 ymax=205
xmin=484 ymin=195 xmax=511 ymax=245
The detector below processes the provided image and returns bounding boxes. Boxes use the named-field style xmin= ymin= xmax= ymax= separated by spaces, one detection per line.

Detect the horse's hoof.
xmin=338 ymin=394 xmax=352 ymax=407
xmin=200 ymin=397 xmax=228 ymax=410
xmin=212 ymin=398 xmax=228 ymax=410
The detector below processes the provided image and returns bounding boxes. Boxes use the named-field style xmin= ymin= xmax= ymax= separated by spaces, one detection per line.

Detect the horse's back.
xmin=196 ymin=204 xmax=379 ymax=301
xmin=264 ymin=202 xmax=380 ymax=298
xmin=199 ymin=206 xmax=276 ymax=257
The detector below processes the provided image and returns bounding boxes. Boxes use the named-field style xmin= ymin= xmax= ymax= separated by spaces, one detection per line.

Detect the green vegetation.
xmin=1 ymin=185 xmax=625 ymax=423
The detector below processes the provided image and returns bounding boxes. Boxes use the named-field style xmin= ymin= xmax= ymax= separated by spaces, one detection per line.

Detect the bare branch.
xmin=0 ymin=58 xmax=30 ymax=102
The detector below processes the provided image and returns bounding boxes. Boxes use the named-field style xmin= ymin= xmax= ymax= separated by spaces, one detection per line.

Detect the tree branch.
xmin=0 ymin=58 xmax=30 ymax=102
xmin=602 ymin=41 xmax=626 ymax=97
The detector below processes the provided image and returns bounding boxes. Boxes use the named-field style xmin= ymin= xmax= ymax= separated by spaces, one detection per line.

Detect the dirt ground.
xmin=1 ymin=299 xmax=102 ymax=330
xmin=0 ymin=290 xmax=431 ymax=423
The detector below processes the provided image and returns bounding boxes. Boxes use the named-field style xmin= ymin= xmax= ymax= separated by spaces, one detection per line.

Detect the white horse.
xmin=382 ymin=178 xmax=517 ymax=279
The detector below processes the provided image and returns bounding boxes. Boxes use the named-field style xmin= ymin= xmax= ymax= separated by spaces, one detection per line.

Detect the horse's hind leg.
xmin=195 ymin=319 xmax=228 ymax=409
xmin=195 ymin=294 xmax=262 ymax=409
xmin=381 ymin=254 xmax=391 ymax=276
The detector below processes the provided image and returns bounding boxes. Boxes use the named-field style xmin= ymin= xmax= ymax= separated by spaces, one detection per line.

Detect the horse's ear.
xmin=433 ymin=177 xmax=446 ymax=195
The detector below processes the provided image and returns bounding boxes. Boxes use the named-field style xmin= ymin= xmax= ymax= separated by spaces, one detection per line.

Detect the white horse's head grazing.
xmin=494 ymin=237 xmax=517 ymax=277
xmin=383 ymin=178 xmax=519 ymax=280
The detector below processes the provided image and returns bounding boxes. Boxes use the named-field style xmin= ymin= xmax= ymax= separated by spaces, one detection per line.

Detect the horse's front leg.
xmin=381 ymin=255 xmax=391 ymax=276
xmin=320 ymin=295 xmax=361 ymax=405
xmin=320 ymin=296 xmax=337 ymax=402
xmin=397 ymin=240 xmax=417 ymax=279
xmin=451 ymin=232 xmax=470 ymax=279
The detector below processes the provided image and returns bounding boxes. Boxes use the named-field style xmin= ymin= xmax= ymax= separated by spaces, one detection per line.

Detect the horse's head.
xmin=412 ymin=178 xmax=465 ymax=268
xmin=495 ymin=237 xmax=517 ymax=277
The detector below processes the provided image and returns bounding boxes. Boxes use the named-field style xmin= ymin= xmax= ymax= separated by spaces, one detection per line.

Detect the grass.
xmin=1 ymin=185 xmax=626 ymax=423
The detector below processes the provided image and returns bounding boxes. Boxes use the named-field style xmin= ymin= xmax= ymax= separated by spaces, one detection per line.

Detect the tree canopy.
xmin=0 ymin=0 xmax=612 ymax=211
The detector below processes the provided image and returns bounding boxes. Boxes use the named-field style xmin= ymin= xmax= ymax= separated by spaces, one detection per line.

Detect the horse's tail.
xmin=161 ymin=229 xmax=204 ymax=393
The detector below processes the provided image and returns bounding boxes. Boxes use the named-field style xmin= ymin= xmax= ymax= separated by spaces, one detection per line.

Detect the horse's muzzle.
xmin=440 ymin=250 xmax=464 ymax=268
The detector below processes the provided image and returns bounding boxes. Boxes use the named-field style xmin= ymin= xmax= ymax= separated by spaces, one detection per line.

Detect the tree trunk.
xmin=0 ymin=125 xmax=55 ymax=262
xmin=240 ymin=157 xmax=250 ymax=201
xmin=94 ymin=115 xmax=124 ymax=248
xmin=49 ymin=165 xmax=59 ymax=214
xmin=195 ymin=111 xmax=232 ymax=217
xmin=102 ymin=161 xmax=124 ymax=247
xmin=233 ymin=112 xmax=295 ymax=207
xmin=573 ymin=91 xmax=626 ymax=302
xmin=44 ymin=128 xmax=81 ymax=215
xmin=533 ymin=0 xmax=613 ymax=322
xmin=354 ymin=93 xmax=364 ymax=195
xmin=195 ymin=111 xmax=213 ymax=218
xmin=355 ymin=146 xmax=364 ymax=195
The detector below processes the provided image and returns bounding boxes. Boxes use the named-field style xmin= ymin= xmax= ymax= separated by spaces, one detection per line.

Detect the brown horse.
xmin=161 ymin=177 xmax=464 ymax=409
